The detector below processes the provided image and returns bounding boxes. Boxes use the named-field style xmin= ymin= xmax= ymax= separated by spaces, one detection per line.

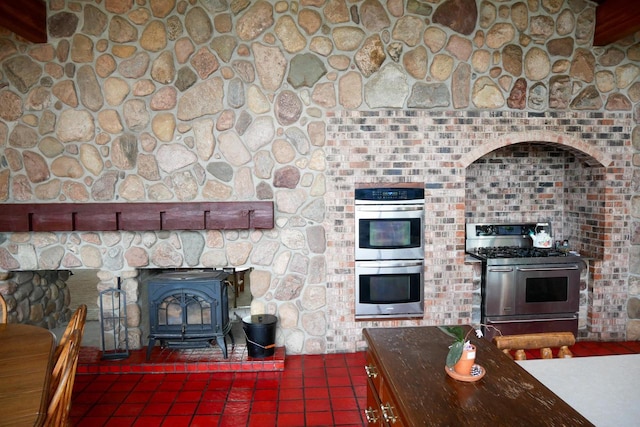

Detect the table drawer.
xmin=365 ymin=377 xmax=384 ymax=426
xmin=365 ymin=349 xmax=406 ymax=427
xmin=365 ymin=350 xmax=381 ymax=392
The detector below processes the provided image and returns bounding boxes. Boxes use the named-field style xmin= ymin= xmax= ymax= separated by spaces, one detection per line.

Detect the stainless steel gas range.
xmin=466 ymin=223 xmax=585 ymax=340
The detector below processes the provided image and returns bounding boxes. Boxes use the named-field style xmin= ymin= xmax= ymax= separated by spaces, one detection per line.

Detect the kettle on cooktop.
xmin=528 ymin=222 xmax=553 ymax=248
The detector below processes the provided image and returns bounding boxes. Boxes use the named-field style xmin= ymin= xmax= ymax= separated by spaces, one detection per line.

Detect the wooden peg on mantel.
xmin=493 ymin=332 xmax=576 ymax=360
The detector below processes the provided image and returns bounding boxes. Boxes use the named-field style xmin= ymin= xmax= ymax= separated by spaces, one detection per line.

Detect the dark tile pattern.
xmin=71 ymin=341 xmax=640 ymax=426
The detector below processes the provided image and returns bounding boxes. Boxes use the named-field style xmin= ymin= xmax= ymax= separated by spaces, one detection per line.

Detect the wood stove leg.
xmin=146 ymin=338 xmax=156 ymax=360
xmin=216 ymin=335 xmax=228 ymax=359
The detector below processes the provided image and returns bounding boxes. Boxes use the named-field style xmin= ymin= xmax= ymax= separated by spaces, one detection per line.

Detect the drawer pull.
xmin=365 ymin=364 xmax=378 ymax=378
xmin=364 ymin=407 xmax=380 ymax=423
xmin=382 ymin=403 xmax=398 ymax=424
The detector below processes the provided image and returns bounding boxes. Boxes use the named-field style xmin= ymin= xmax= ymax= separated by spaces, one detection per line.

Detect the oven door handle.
xmin=517 ymin=265 xmax=580 ymax=272
xmin=488 ymin=315 xmax=578 ymax=324
xmin=355 ymin=205 xmax=423 ymax=212
xmin=356 ymin=260 xmax=424 ymax=268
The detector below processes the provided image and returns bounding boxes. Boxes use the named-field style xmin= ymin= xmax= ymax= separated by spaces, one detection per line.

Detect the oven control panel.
xmin=355 ymin=188 xmax=424 ymax=202
xmin=472 ymin=224 xmax=534 ymax=237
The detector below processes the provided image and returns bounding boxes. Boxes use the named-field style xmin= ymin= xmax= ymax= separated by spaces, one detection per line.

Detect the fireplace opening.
xmin=39 ymin=266 xmax=253 ymax=353
xmin=67 ymin=270 xmax=100 ymax=318
xmin=64 ymin=270 xmax=101 ymax=347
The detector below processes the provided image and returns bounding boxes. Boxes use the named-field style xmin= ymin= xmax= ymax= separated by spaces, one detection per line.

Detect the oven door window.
xmin=359 ymin=273 xmax=421 ymax=304
xmin=359 ymin=218 xmax=421 ymax=250
xmin=525 ymin=277 xmax=568 ymax=303
xmin=515 ymin=266 xmax=580 ymax=315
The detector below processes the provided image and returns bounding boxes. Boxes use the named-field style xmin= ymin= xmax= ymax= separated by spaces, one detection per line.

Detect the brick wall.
xmin=325 ymin=110 xmax=631 ymax=352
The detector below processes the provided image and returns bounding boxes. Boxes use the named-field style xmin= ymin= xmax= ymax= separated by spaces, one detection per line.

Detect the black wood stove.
xmin=146 ymin=271 xmax=233 ymax=360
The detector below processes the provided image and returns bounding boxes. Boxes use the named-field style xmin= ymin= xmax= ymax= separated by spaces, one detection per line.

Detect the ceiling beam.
xmin=0 ymin=0 xmax=46 ymax=43
xmin=0 ymin=0 xmax=638 ymax=47
xmin=594 ymin=0 xmax=640 ymax=46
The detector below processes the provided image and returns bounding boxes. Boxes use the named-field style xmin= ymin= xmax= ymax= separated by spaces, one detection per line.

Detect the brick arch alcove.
xmin=459 ymin=131 xmax=614 ymax=169
xmin=462 ymin=132 xmax=624 ymax=339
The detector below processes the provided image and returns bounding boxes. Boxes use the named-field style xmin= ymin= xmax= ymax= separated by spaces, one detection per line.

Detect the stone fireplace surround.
xmin=0 ymin=110 xmax=636 ymax=354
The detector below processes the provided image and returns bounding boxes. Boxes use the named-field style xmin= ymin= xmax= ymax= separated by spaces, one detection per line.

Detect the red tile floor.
xmin=71 ymin=340 xmax=640 ymax=427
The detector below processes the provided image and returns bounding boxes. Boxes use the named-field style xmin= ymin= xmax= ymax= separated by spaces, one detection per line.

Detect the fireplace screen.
xmin=146 ymin=271 xmax=233 ymax=360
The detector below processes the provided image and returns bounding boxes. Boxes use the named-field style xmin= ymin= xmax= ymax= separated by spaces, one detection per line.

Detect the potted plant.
xmin=438 ymin=324 xmax=500 ymax=375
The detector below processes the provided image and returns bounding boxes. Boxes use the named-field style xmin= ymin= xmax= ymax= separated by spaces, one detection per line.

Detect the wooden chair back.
xmin=45 ymin=330 xmax=81 ymax=427
xmin=0 ymin=293 xmax=6 ymax=323
xmin=54 ymin=305 xmax=87 ymax=362
xmin=493 ymin=332 xmax=576 ymax=360
xmin=46 ymin=305 xmax=87 ymax=427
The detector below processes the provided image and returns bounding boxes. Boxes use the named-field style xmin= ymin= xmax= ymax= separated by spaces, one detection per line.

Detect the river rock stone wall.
xmin=0 ymin=0 xmax=639 ymax=352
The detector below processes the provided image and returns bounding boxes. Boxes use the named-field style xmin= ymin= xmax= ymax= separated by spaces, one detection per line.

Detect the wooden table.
xmin=0 ymin=323 xmax=55 ymax=427
xmin=363 ymin=326 xmax=594 ymax=426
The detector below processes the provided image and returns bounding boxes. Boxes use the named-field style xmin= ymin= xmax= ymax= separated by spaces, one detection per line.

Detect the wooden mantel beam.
xmin=0 ymin=202 xmax=274 ymax=232
xmin=0 ymin=0 xmax=47 ymax=43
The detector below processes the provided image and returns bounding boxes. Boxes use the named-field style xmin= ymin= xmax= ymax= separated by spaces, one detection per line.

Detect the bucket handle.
xmin=242 ymin=329 xmax=276 ymax=349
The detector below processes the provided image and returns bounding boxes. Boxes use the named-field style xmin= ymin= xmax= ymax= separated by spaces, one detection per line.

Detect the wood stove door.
xmin=154 ymin=289 xmax=222 ymax=338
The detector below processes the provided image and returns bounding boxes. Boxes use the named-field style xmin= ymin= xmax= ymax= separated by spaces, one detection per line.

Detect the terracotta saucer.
xmin=445 ymin=364 xmax=486 ymax=382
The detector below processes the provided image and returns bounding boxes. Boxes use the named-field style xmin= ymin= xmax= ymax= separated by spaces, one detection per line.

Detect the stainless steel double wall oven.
xmin=466 ymin=223 xmax=585 ymax=339
xmin=355 ymin=188 xmax=425 ymax=319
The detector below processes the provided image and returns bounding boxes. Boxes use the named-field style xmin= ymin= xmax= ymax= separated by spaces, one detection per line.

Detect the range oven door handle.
xmin=517 ymin=265 xmax=580 ymax=272
xmin=488 ymin=315 xmax=578 ymax=324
